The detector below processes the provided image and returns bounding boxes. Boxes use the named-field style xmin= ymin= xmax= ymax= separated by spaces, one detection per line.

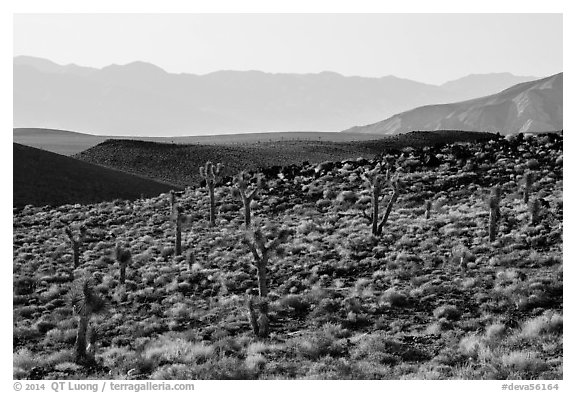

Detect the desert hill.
xmin=13 ymin=127 xmax=384 ymax=157
xmin=13 ymin=143 xmax=180 ymax=207
xmin=345 ymin=73 xmax=562 ymax=135
xmin=73 ymin=131 xmax=498 ymax=187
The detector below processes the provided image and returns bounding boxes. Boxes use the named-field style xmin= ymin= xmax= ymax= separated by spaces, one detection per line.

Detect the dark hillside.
xmin=13 ymin=143 xmax=180 ymax=208
xmin=74 ymin=131 xmax=497 ymax=187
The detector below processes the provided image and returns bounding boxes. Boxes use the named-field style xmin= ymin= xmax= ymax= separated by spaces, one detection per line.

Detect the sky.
xmin=13 ymin=13 xmax=562 ymax=85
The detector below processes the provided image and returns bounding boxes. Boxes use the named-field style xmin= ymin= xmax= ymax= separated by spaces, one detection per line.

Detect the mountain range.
xmin=14 ymin=56 xmax=541 ymax=136
xmin=344 ymin=73 xmax=563 ymax=135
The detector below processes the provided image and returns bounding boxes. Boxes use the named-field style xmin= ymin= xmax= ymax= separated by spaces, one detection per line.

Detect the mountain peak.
xmin=102 ymin=61 xmax=168 ymax=75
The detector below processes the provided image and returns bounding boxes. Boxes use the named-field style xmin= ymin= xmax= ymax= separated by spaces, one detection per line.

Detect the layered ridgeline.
xmin=344 ymin=73 xmax=562 ymax=135
xmin=14 ymin=55 xmax=539 ymax=135
xmin=13 ymin=143 xmax=180 ymax=207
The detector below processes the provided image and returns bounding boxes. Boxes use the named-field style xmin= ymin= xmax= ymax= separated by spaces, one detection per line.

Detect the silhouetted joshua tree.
xmin=70 ymin=277 xmax=105 ymax=364
xmin=199 ymin=162 xmax=224 ymax=227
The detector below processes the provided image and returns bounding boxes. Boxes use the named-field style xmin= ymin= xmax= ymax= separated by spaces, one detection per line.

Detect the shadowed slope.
xmin=73 ymin=131 xmax=497 ymax=187
xmin=13 ymin=143 xmax=181 ymax=207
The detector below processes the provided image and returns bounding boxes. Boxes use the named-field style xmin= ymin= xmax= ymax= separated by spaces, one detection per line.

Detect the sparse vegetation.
xmin=13 ymin=132 xmax=562 ymax=379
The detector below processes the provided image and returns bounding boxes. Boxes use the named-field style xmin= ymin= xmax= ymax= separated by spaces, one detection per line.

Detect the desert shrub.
xmin=54 ymin=362 xmax=83 ymax=373
xmin=500 ymin=351 xmax=548 ymax=373
xmin=245 ymin=353 xmax=267 ymax=371
xmin=14 ymin=325 xmax=41 ymax=341
xmin=379 ymin=288 xmax=408 ymax=307
xmin=152 ymin=356 xmax=255 ymax=379
xmin=277 ymin=294 xmax=310 ymax=314
xmin=292 ymin=323 xmax=349 ymax=360
xmin=485 ymin=323 xmax=507 ymax=341
xmin=433 ymin=305 xmax=461 ymax=320
xmin=98 ymin=346 xmax=138 ymax=374
xmin=13 ymin=348 xmax=39 ymax=371
xmin=14 ymin=276 xmax=36 ymax=295
xmin=43 ymin=349 xmax=75 ymax=367
xmin=459 ymin=335 xmax=484 ymax=357
xmin=43 ymin=328 xmax=77 ymax=346
xmin=143 ymin=336 xmax=215 ymax=366
xmin=150 ymin=363 xmax=195 ymax=379
xmin=304 ymin=357 xmax=358 ymax=379
xmin=521 ymin=313 xmax=563 ymax=338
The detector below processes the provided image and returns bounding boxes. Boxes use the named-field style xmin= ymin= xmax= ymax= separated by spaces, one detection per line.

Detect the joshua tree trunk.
xmin=175 ymin=212 xmax=182 ymax=256
xmin=73 ymin=242 xmax=80 ymax=268
xmin=209 ymin=185 xmax=216 ymax=227
xmin=247 ymin=297 xmax=260 ymax=336
xmin=530 ymin=199 xmax=541 ymax=226
xmin=75 ymin=313 xmax=89 ymax=363
xmin=256 ymin=259 xmax=268 ymax=298
xmin=489 ymin=209 xmax=498 ymax=241
xmin=243 ymin=196 xmax=252 ymax=227
xmin=425 ymin=200 xmax=432 ymax=219
xmin=371 ymin=189 xmax=380 ymax=236
xmin=378 ymin=190 xmax=399 ymax=234
xmin=120 ymin=265 xmax=126 ymax=284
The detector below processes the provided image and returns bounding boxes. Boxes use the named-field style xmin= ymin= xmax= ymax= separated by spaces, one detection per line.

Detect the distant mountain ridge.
xmin=344 ymin=73 xmax=563 ymax=135
xmin=13 ymin=55 xmax=541 ymax=136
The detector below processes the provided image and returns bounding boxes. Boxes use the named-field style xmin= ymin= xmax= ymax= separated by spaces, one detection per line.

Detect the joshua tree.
xmin=361 ymin=165 xmax=402 ymax=236
xmin=232 ymin=171 xmax=263 ymax=227
xmin=488 ymin=186 xmax=502 ymax=242
xmin=199 ymin=162 xmax=224 ymax=227
xmin=530 ymin=199 xmax=541 ymax=226
xmin=242 ymin=225 xmax=291 ymax=338
xmin=70 ymin=277 xmax=105 ymax=364
xmin=523 ymin=171 xmax=535 ymax=204
xmin=64 ymin=224 xmax=87 ymax=268
xmin=170 ymin=202 xmax=193 ymax=257
xmin=424 ymin=199 xmax=433 ymax=219
xmin=115 ymin=245 xmax=132 ymax=284
xmin=186 ymin=249 xmax=196 ymax=270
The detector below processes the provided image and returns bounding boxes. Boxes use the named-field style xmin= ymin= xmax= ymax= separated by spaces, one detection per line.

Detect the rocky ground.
xmin=13 ymin=132 xmax=562 ymax=380
xmin=73 ymin=131 xmax=497 ymax=187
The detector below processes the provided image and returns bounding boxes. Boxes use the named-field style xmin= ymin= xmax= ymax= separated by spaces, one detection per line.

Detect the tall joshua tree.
xmin=523 ymin=171 xmax=535 ymax=204
xmin=168 ymin=191 xmax=192 ymax=256
xmin=424 ymin=199 xmax=433 ymax=219
xmin=199 ymin=162 xmax=224 ymax=227
xmin=488 ymin=186 xmax=502 ymax=242
xmin=242 ymin=225 xmax=291 ymax=338
xmin=232 ymin=171 xmax=263 ymax=227
xmin=70 ymin=277 xmax=105 ymax=364
xmin=115 ymin=244 xmax=132 ymax=284
xmin=361 ymin=165 xmax=402 ymax=236
xmin=530 ymin=198 xmax=541 ymax=226
xmin=65 ymin=224 xmax=87 ymax=268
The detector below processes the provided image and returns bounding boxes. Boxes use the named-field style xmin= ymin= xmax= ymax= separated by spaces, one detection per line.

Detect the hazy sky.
xmin=14 ymin=13 xmax=562 ymax=85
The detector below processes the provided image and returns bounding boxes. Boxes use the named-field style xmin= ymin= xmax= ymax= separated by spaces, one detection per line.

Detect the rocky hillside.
xmin=345 ymin=73 xmax=562 ymax=135
xmin=13 ymin=132 xmax=562 ymax=379
xmin=73 ymin=131 xmax=497 ymax=187
xmin=13 ymin=143 xmax=181 ymax=208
